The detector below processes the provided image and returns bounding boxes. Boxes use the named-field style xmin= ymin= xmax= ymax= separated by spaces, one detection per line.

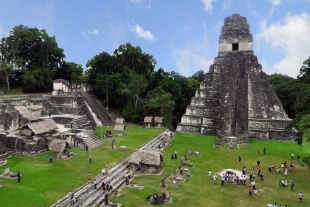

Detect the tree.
xmin=86 ymin=52 xmax=117 ymax=108
xmin=297 ymin=56 xmax=310 ymax=82
xmin=191 ymin=70 xmax=205 ymax=82
xmin=145 ymin=87 xmax=175 ymax=118
xmin=0 ymin=35 xmax=21 ymax=91
xmin=2 ymin=25 xmax=65 ymax=92
xmin=268 ymin=74 xmax=298 ymax=118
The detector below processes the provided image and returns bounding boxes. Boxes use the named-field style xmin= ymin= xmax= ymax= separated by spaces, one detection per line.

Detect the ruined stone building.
xmin=177 ymin=14 xmax=296 ymax=145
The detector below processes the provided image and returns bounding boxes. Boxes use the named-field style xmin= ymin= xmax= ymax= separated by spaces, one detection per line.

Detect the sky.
xmin=0 ymin=0 xmax=310 ymax=78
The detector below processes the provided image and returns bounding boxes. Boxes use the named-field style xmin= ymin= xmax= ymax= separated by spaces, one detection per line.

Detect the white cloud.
xmin=269 ymin=0 xmax=282 ymax=6
xmin=256 ymin=12 xmax=310 ymax=77
xmin=130 ymin=23 xmax=155 ymax=42
xmin=172 ymin=24 xmax=214 ymax=76
xmin=87 ymin=29 xmax=99 ymax=35
xmin=128 ymin=0 xmax=151 ymax=9
xmin=201 ymin=0 xmax=217 ymax=13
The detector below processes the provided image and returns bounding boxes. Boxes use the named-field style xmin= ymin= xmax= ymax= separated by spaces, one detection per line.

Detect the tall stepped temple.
xmin=176 ymin=14 xmax=296 ymax=145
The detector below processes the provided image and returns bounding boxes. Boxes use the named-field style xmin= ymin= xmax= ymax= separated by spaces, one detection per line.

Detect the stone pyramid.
xmin=176 ymin=14 xmax=296 ymax=145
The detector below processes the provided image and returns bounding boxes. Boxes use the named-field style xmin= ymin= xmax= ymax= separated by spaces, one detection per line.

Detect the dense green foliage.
xmin=85 ymin=43 xmax=200 ymax=127
xmin=268 ymin=56 xmax=310 ymax=146
xmin=0 ymin=25 xmax=86 ymax=93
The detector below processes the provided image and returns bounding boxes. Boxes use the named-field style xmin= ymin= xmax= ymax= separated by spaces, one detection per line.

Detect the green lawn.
xmin=0 ymin=128 xmax=309 ymax=207
xmin=0 ymin=126 xmax=164 ymax=207
xmin=110 ymin=133 xmax=310 ymax=207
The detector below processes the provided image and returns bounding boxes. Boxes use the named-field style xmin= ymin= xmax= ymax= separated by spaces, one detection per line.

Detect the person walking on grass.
xmin=49 ymin=154 xmax=53 ymax=163
xmin=213 ymin=174 xmax=217 ymax=184
xmin=17 ymin=171 xmax=21 ymax=182
xmin=87 ymin=172 xmax=91 ymax=182
xmin=299 ymin=192 xmax=303 ymax=202
xmin=89 ymin=155 xmax=92 ymax=163
xmin=290 ymin=180 xmax=294 ymax=191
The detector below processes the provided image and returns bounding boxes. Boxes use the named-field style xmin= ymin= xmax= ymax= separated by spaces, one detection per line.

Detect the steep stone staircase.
xmin=74 ymin=129 xmax=103 ymax=150
xmin=81 ymin=92 xmax=114 ymax=126
xmin=52 ymin=130 xmax=170 ymax=207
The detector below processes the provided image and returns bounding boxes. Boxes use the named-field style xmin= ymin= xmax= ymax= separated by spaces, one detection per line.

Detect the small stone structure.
xmin=176 ymin=14 xmax=297 ymax=144
xmin=114 ymin=118 xmax=125 ymax=131
xmin=154 ymin=117 xmax=163 ymax=127
xmin=20 ymin=120 xmax=58 ymax=137
xmin=144 ymin=116 xmax=153 ymax=128
xmin=52 ymin=79 xmax=93 ymax=95
xmin=129 ymin=148 xmax=163 ymax=173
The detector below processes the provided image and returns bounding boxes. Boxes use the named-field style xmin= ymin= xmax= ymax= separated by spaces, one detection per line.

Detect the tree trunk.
xmin=5 ymin=75 xmax=10 ymax=91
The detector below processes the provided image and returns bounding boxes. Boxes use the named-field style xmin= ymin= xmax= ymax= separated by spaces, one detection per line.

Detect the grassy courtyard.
xmin=0 ymin=127 xmax=309 ymax=207
xmin=110 ymin=133 xmax=310 ymax=207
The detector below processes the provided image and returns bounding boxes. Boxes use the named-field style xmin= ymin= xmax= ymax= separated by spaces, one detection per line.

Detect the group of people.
xmin=170 ymin=151 xmax=178 ymax=159
xmin=248 ymin=181 xmax=258 ymax=198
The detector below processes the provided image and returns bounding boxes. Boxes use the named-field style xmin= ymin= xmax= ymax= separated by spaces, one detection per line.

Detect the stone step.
xmin=52 ymin=129 xmax=170 ymax=207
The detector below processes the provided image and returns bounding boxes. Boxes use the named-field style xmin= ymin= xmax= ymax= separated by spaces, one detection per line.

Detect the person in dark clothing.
xmin=238 ymin=156 xmax=241 ymax=162
xmin=17 ymin=171 xmax=21 ymax=182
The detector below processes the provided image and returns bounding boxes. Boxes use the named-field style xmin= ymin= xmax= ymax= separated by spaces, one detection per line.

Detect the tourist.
xmin=171 ymin=152 xmax=174 ymax=159
xmin=299 ymin=192 xmax=303 ymax=202
xmin=297 ymin=155 xmax=300 ymax=163
xmin=291 ymin=153 xmax=294 ymax=160
xmin=87 ymin=172 xmax=91 ymax=182
xmin=257 ymin=150 xmax=260 ymax=155
xmin=174 ymin=151 xmax=178 ymax=159
xmin=290 ymin=180 xmax=294 ymax=191
xmin=213 ymin=174 xmax=217 ymax=184
xmin=284 ymin=168 xmax=287 ymax=176
xmin=238 ymin=156 xmax=241 ymax=162
xmin=89 ymin=155 xmax=92 ymax=163
xmin=253 ymin=187 xmax=257 ymax=198
xmin=221 ymin=173 xmax=225 ymax=186
xmin=85 ymin=145 xmax=89 ymax=152
xmin=268 ymin=164 xmax=272 ymax=172
xmin=248 ymin=186 xmax=252 ymax=196
xmin=102 ymin=168 xmax=107 ymax=175
xmin=49 ymin=154 xmax=53 ymax=163
xmin=264 ymin=147 xmax=266 ymax=155
xmin=257 ymin=166 xmax=261 ymax=176
xmin=17 ymin=171 xmax=21 ymax=182
xmin=101 ymin=181 xmax=106 ymax=191
xmin=208 ymin=171 xmax=212 ymax=178
xmin=70 ymin=194 xmax=76 ymax=203
xmin=243 ymin=175 xmax=247 ymax=186
xmin=267 ymin=203 xmax=273 ymax=207
xmin=274 ymin=202 xmax=278 ymax=207
xmin=257 ymin=160 xmax=260 ymax=167
xmin=94 ymin=179 xmax=97 ymax=189
xmin=259 ymin=171 xmax=264 ymax=181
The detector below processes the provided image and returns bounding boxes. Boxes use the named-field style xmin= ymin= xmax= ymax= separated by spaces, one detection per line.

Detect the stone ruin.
xmin=114 ymin=118 xmax=125 ymax=134
xmin=146 ymin=192 xmax=171 ymax=204
xmin=0 ymin=79 xmax=114 ymax=154
xmin=144 ymin=116 xmax=153 ymax=128
xmin=176 ymin=14 xmax=297 ymax=145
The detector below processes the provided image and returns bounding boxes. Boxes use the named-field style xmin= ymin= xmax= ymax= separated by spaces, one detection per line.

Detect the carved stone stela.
xmin=177 ymin=14 xmax=296 ymax=144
